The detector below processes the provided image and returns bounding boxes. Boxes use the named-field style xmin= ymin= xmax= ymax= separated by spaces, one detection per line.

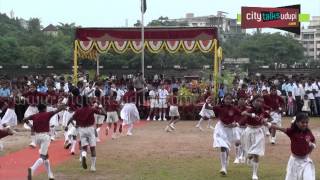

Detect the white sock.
xmin=159 ymin=113 xmax=162 ymax=118
xmin=82 ymin=151 xmax=87 ymax=158
xmin=128 ymin=123 xmax=133 ymax=133
xmin=220 ymin=151 xmax=227 ymax=170
xmin=44 ymin=160 xmax=53 ymax=177
xmin=91 ymin=156 xmax=96 ymax=168
xmin=197 ymin=118 xmax=204 ymax=126
xmin=31 ymin=158 xmax=44 ymax=173
xmin=50 ymin=127 xmax=55 ymax=136
xmin=31 ymin=135 xmax=36 ymax=144
xmin=71 ymin=140 xmax=77 ymax=152
xmin=64 ymin=132 xmax=68 ymax=142
xmin=163 ymin=113 xmax=166 ymax=118
xmin=252 ymin=161 xmax=259 ymax=177
xmin=235 ymin=145 xmax=240 ymax=159
xmin=96 ymin=127 xmax=101 ymax=133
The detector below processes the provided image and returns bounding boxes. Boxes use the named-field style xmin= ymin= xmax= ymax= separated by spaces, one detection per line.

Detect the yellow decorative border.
xmin=76 ymin=39 xmax=216 ymax=55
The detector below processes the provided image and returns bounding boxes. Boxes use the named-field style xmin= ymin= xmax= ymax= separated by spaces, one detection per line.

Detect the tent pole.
xmin=141 ymin=0 xmax=145 ymax=79
xmin=213 ymin=39 xmax=218 ymax=99
xmin=96 ymin=54 xmax=100 ymax=77
xmin=73 ymin=40 xmax=78 ymax=85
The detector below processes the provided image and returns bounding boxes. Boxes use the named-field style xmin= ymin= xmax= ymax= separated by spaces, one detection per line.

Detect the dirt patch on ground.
xmin=3 ymin=118 xmax=320 ymax=180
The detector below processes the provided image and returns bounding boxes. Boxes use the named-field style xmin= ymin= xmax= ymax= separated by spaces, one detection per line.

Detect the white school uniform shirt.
xmin=158 ymin=89 xmax=169 ymax=101
xmin=149 ymin=90 xmax=157 ymax=100
xmin=84 ymin=86 xmax=95 ymax=97
xmin=116 ymin=88 xmax=125 ymax=102
xmin=315 ymin=82 xmax=320 ymax=98
xmin=292 ymin=83 xmax=301 ymax=97
xmin=304 ymin=85 xmax=315 ymax=100
xmin=55 ymin=82 xmax=61 ymax=90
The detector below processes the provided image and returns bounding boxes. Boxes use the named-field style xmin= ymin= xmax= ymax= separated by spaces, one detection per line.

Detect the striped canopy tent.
xmin=74 ymin=27 xmax=223 ymax=95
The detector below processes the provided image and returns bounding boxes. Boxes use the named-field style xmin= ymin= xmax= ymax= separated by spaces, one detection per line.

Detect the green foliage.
xmin=0 ymin=13 xmax=73 ymax=66
xmin=224 ymin=32 xmax=305 ymax=67
xmin=0 ymin=13 xmax=305 ymax=70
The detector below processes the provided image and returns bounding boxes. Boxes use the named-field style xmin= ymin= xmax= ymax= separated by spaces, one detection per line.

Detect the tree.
xmin=27 ymin=18 xmax=42 ymax=32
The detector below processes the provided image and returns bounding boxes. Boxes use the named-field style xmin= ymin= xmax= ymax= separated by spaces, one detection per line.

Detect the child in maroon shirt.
xmin=24 ymin=103 xmax=65 ymax=180
xmin=105 ymin=91 xmax=120 ymax=139
xmin=269 ymin=113 xmax=316 ymax=180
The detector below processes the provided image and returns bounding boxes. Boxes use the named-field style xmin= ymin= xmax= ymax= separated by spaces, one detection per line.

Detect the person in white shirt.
xmin=293 ymin=81 xmax=303 ymax=112
xmin=314 ymin=79 xmax=320 ymax=116
xmin=147 ymin=86 xmax=158 ymax=121
xmin=83 ymin=81 xmax=95 ymax=97
xmin=157 ymin=85 xmax=169 ymax=121
xmin=304 ymin=80 xmax=318 ymax=115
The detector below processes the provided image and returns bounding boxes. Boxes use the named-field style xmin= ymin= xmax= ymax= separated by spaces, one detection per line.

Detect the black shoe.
xmin=28 ymin=168 xmax=32 ymax=180
xmin=81 ymin=156 xmax=87 ymax=169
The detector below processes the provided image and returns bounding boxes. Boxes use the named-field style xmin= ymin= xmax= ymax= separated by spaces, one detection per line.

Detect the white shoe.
xmin=165 ymin=126 xmax=171 ymax=132
xmin=198 ymin=126 xmax=204 ymax=131
xmin=111 ymin=134 xmax=116 ymax=139
xmin=252 ymin=174 xmax=258 ymax=180
xmin=90 ymin=166 xmax=96 ymax=172
xmin=29 ymin=142 xmax=36 ymax=148
xmin=50 ymin=137 xmax=55 ymax=141
xmin=195 ymin=124 xmax=200 ymax=128
xmin=169 ymin=124 xmax=175 ymax=130
xmin=233 ymin=158 xmax=240 ymax=164
xmin=153 ymin=117 xmax=157 ymax=121
xmin=96 ymin=138 xmax=101 ymax=142
xmin=127 ymin=131 xmax=133 ymax=136
xmin=147 ymin=117 xmax=150 ymax=121
xmin=240 ymin=156 xmax=246 ymax=163
xmin=48 ymin=173 xmax=55 ymax=180
xmin=158 ymin=118 xmax=162 ymax=121
xmin=271 ymin=137 xmax=276 ymax=145
xmin=163 ymin=117 xmax=167 ymax=121
xmin=219 ymin=168 xmax=227 ymax=175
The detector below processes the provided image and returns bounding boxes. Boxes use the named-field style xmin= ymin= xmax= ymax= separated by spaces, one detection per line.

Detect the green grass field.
xmin=34 ymin=118 xmax=320 ymax=180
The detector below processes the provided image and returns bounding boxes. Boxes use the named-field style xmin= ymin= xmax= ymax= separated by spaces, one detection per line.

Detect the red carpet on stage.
xmin=0 ymin=121 xmax=147 ymax=180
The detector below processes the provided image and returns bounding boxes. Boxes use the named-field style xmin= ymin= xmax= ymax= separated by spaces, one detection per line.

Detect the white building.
xmin=295 ymin=16 xmax=320 ymax=61
xmin=169 ymin=12 xmax=244 ymax=34
xmin=42 ymin=24 xmax=58 ymax=37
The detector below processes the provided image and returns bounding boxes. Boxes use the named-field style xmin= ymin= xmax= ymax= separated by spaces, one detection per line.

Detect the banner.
xmin=241 ymin=4 xmax=300 ymax=34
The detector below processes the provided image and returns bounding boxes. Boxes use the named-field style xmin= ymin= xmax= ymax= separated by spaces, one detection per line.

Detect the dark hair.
xmin=95 ymin=89 xmax=101 ymax=97
xmin=37 ymin=103 xmax=47 ymax=112
xmin=223 ymin=93 xmax=233 ymax=104
xmin=127 ymin=84 xmax=134 ymax=91
xmin=81 ymin=96 xmax=88 ymax=107
xmin=291 ymin=113 xmax=310 ymax=132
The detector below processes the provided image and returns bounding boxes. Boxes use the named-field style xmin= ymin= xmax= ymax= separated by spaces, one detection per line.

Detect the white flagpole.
xmin=141 ymin=0 xmax=145 ymax=79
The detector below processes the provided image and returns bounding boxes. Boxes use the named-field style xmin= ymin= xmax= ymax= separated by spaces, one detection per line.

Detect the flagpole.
xmin=141 ymin=0 xmax=145 ymax=79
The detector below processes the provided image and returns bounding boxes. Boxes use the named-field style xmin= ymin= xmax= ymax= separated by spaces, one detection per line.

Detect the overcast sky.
xmin=0 ymin=0 xmax=318 ymax=29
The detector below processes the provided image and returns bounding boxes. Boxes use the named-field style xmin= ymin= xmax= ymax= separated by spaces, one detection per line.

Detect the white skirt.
xmin=24 ymin=106 xmax=38 ymax=130
xmin=285 ymin=155 xmax=315 ymax=180
xmin=120 ymin=103 xmax=140 ymax=125
xmin=47 ymin=106 xmax=59 ymax=127
xmin=199 ymin=105 xmax=215 ymax=118
xmin=24 ymin=106 xmax=38 ymax=118
xmin=1 ymin=108 xmax=17 ymax=127
xmin=67 ymin=126 xmax=78 ymax=137
xmin=62 ymin=111 xmax=74 ymax=127
xmin=234 ymin=126 xmax=245 ymax=142
xmin=169 ymin=105 xmax=180 ymax=117
xmin=270 ymin=111 xmax=282 ymax=126
xmin=213 ymin=121 xmax=235 ymax=150
xmin=241 ymin=126 xmax=265 ymax=157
